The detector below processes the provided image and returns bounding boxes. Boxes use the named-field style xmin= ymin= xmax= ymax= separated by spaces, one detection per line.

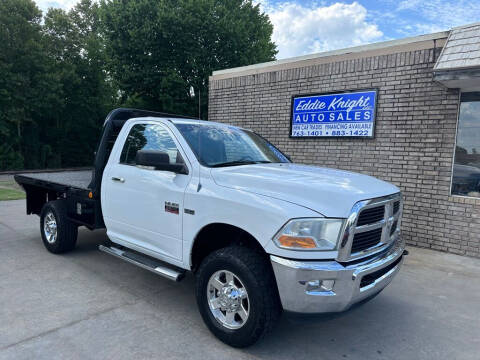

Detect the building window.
xmin=451 ymin=92 xmax=480 ymax=198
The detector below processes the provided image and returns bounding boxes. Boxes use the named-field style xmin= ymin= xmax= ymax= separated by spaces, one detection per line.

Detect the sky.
xmin=35 ymin=0 xmax=480 ymax=59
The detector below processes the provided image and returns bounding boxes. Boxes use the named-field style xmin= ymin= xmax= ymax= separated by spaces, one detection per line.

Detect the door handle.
xmin=111 ymin=177 xmax=125 ymax=183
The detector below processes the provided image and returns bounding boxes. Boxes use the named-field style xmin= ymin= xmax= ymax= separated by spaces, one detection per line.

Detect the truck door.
xmin=102 ymin=121 xmax=190 ymax=262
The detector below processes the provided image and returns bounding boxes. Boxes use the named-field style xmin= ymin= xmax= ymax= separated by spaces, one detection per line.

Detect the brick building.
xmin=208 ymin=23 xmax=480 ymax=258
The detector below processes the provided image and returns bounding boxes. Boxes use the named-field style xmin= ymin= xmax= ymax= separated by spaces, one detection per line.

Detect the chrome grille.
xmin=393 ymin=201 xmax=400 ymax=215
xmin=351 ymin=228 xmax=382 ymax=252
xmin=356 ymin=206 xmax=385 ymax=226
xmin=337 ymin=193 xmax=403 ymax=262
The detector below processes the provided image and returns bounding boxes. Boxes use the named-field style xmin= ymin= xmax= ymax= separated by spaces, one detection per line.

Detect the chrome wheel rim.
xmin=43 ymin=211 xmax=57 ymax=244
xmin=207 ymin=270 xmax=249 ymax=330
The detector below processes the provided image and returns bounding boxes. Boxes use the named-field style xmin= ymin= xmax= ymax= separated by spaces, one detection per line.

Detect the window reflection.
xmin=175 ymin=123 xmax=290 ymax=167
xmin=452 ymin=93 xmax=480 ymax=197
xmin=120 ymin=124 xmax=183 ymax=165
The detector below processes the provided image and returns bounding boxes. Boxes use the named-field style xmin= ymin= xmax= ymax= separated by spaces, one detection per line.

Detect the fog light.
xmin=306 ymin=279 xmax=335 ymax=292
xmin=320 ymin=280 xmax=335 ymax=291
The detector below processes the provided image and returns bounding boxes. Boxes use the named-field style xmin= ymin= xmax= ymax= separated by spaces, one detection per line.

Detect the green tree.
xmin=43 ymin=0 xmax=116 ymax=167
xmin=164 ymin=0 xmax=277 ymax=117
xmin=0 ymin=0 xmax=114 ymax=170
xmin=0 ymin=0 xmax=53 ymax=169
xmin=101 ymin=0 xmax=276 ymax=118
xmin=0 ymin=0 xmax=276 ymax=171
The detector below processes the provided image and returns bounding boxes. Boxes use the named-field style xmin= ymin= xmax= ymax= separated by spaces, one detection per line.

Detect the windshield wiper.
xmin=211 ymin=160 xmax=272 ymax=168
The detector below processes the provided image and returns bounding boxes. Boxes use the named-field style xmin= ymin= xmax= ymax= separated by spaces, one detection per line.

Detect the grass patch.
xmin=0 ymin=180 xmax=21 ymax=188
xmin=0 ymin=187 xmax=25 ymax=201
xmin=0 ymin=180 xmax=25 ymax=201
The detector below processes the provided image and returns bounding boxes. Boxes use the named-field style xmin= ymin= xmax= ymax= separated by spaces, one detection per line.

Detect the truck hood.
xmin=211 ymin=163 xmax=399 ymax=218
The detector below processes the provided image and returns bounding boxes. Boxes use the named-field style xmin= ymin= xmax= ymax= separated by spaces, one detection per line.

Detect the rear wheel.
xmin=40 ymin=200 xmax=78 ymax=254
xmin=195 ymin=246 xmax=281 ymax=347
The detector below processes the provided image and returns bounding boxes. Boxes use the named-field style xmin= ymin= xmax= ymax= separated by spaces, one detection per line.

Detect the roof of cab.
xmin=105 ymin=108 xmax=244 ymax=130
xmin=130 ymin=116 xmax=243 ymax=129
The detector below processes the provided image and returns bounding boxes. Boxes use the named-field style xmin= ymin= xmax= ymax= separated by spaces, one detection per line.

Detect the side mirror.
xmin=135 ymin=150 xmax=188 ymax=175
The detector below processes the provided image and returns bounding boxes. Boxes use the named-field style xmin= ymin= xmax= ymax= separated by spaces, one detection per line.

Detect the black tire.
xmin=40 ymin=200 xmax=78 ymax=254
xmin=195 ymin=246 xmax=281 ymax=348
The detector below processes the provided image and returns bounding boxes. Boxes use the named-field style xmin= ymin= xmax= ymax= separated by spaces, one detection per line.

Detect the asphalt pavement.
xmin=1 ymin=199 xmax=479 ymax=360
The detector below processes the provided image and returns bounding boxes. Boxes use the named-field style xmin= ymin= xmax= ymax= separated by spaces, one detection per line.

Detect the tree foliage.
xmin=0 ymin=0 xmax=276 ymax=170
xmin=0 ymin=0 xmax=48 ymax=169
xmin=101 ymin=0 xmax=276 ymax=117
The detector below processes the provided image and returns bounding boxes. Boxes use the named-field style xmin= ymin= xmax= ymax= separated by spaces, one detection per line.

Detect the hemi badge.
xmin=184 ymin=208 xmax=195 ymax=215
xmin=165 ymin=202 xmax=179 ymax=214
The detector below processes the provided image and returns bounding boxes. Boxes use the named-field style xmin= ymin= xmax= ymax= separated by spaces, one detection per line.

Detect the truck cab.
xmin=15 ymin=108 xmax=406 ymax=347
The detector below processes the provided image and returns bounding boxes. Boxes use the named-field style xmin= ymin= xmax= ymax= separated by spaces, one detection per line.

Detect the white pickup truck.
xmin=15 ymin=108 xmax=406 ymax=347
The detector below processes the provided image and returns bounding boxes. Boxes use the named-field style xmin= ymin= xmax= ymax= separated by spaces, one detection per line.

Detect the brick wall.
xmin=209 ymin=47 xmax=480 ymax=258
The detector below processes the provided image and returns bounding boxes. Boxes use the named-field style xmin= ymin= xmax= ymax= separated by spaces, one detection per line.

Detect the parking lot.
xmin=1 ymin=199 xmax=479 ymax=360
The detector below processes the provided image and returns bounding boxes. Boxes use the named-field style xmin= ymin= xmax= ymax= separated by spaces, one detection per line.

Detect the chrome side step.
xmin=99 ymin=245 xmax=185 ymax=281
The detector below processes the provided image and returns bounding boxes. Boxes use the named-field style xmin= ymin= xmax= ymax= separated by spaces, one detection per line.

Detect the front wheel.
xmin=195 ymin=246 xmax=281 ymax=347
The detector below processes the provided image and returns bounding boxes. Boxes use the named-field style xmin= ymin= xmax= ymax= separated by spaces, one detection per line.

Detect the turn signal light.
xmin=277 ymin=235 xmax=316 ymax=249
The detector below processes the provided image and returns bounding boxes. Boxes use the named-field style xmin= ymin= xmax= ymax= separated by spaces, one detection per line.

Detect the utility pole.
xmin=198 ymin=87 xmax=201 ymax=120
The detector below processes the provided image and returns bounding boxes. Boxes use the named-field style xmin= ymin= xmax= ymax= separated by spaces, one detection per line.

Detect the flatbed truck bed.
xmin=15 ymin=169 xmax=102 ymax=230
xmin=15 ymin=170 xmax=93 ymax=190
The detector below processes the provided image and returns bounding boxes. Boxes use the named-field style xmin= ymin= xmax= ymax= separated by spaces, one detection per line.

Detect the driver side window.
xmin=120 ymin=124 xmax=184 ymax=165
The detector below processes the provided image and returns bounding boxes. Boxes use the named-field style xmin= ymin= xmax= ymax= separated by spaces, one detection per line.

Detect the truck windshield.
xmin=175 ymin=123 xmax=290 ymax=167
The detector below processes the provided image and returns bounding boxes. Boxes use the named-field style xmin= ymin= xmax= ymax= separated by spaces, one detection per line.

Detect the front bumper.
xmin=270 ymin=240 xmax=406 ymax=313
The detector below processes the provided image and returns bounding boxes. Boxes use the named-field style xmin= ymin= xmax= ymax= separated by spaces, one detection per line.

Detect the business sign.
xmin=290 ymin=90 xmax=377 ymax=138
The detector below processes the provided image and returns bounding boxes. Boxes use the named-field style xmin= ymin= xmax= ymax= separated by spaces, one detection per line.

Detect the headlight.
xmin=273 ymin=218 xmax=345 ymax=251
